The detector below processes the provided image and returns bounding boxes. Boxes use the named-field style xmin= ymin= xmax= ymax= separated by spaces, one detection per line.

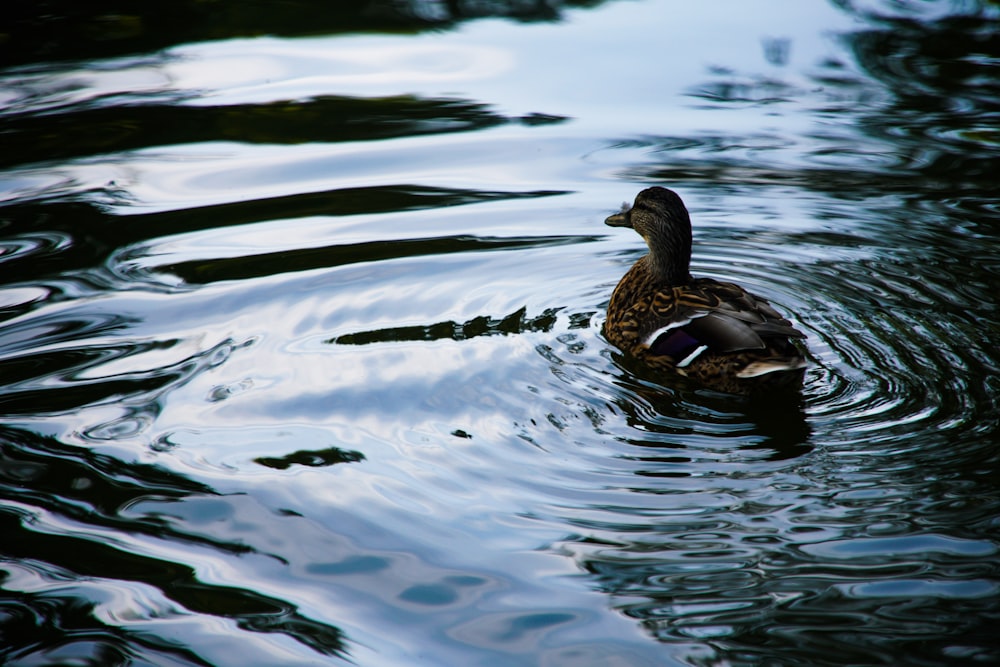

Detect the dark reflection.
xmin=835 ymin=1 xmax=1000 ymax=190
xmin=0 ymin=589 xmax=213 ymax=667
xmin=608 ymin=0 xmax=1000 ymax=450
xmin=0 ymin=337 xmax=234 ymax=418
xmin=0 ymin=203 xmax=115 ymax=303
xmin=163 ymin=233 xmax=585 ymax=285
xmin=0 ymin=427 xmax=213 ymax=524
xmin=333 ymin=306 xmax=561 ymax=345
xmin=127 ymin=185 xmax=568 ymax=238
xmin=1 ymin=0 xmax=997 ymax=665
xmin=0 ymin=512 xmax=346 ymax=658
xmin=255 ymin=446 xmax=365 ymax=469
xmin=2 ymin=95 xmax=567 ymax=170
xmin=0 ymin=427 xmax=347 ymax=659
xmin=0 ymin=309 xmax=133 ymax=356
xmin=578 ymin=549 xmax=984 ymax=666
xmin=588 ymin=8 xmax=1000 ymax=663
xmin=1 ymin=0 xmax=612 ymax=67
xmin=0 ymin=187 xmax=568 ymax=301
xmin=608 ymin=352 xmax=812 ymax=458
xmin=572 ymin=514 xmax=1000 ymax=666
xmin=566 ymin=357 xmax=998 ymax=666
xmin=635 ymin=2 xmax=1000 ymax=195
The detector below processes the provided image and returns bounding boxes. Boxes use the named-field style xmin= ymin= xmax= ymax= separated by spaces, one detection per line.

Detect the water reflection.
xmin=334 ymin=306 xmax=561 ymax=344
xmin=254 ymin=445 xmax=364 ymax=470
xmin=843 ymin=10 xmax=1000 ymax=204
xmin=1 ymin=95 xmax=538 ymax=169
xmin=2 ymin=0 xmax=1000 ymax=665
xmin=568 ymin=3 xmax=1000 ymax=664
xmin=0 ymin=427 xmax=348 ymax=665
xmin=609 ymin=2 xmax=1000 ymax=454
xmin=160 ymin=231 xmax=581 ymax=285
xmin=1 ymin=0 xmax=611 ymax=67
xmin=607 ymin=372 xmax=812 ymax=459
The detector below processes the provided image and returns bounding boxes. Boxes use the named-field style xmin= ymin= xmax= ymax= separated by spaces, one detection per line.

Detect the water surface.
xmin=2 ymin=1 xmax=999 ymax=665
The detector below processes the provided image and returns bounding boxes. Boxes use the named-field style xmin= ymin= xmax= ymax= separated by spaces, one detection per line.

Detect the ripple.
xmin=0 ymin=321 xmax=245 ymax=420
xmin=838 ymin=578 xmax=1000 ymax=600
xmin=3 ymin=3 xmax=1000 ymax=665
xmin=801 ymin=534 xmax=998 ymax=560
xmin=0 ymin=285 xmax=50 ymax=317
xmin=545 ymin=197 xmax=1000 ymax=665
xmin=671 ymin=219 xmax=999 ymax=464
xmin=0 ymin=231 xmax=73 ymax=265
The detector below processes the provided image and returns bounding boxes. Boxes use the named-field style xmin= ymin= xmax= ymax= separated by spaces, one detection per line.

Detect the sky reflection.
xmin=3 ymin=1 xmax=1000 ymax=666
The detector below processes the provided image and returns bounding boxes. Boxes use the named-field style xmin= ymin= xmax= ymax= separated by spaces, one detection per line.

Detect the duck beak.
xmin=605 ymin=209 xmax=632 ymax=228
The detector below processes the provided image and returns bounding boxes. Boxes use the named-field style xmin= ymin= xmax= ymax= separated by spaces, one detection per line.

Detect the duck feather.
xmin=603 ymin=186 xmax=808 ymax=394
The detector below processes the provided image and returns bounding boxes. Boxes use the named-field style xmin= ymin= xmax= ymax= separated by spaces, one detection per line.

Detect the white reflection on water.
xmin=108 ymin=132 xmax=593 ymax=212
xmin=166 ymin=38 xmax=515 ymax=104
xmin=0 ymin=0 xmax=862 ymax=210
xmin=0 ymin=59 xmax=174 ymax=115
xmin=4 ymin=1 xmax=1000 ymax=665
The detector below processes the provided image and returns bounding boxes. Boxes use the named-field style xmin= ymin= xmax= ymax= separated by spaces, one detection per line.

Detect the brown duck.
xmin=604 ymin=186 xmax=807 ymax=393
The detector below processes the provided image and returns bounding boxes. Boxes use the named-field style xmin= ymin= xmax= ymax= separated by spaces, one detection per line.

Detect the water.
xmin=2 ymin=1 xmax=999 ymax=665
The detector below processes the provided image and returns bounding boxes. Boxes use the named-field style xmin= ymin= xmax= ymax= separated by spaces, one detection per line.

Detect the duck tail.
xmin=736 ymin=357 xmax=807 ymax=379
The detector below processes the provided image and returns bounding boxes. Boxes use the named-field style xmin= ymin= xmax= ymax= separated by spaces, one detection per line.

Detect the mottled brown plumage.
xmin=604 ymin=187 xmax=807 ymax=394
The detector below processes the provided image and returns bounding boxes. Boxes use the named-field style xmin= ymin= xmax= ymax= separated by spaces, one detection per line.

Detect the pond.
xmin=1 ymin=1 xmax=999 ymax=665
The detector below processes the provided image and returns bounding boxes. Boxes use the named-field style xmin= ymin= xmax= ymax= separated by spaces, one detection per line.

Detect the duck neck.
xmin=645 ymin=226 xmax=692 ymax=284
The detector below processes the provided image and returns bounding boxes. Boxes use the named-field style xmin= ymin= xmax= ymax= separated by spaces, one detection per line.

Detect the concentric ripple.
xmin=670 ymin=208 xmax=1000 ymax=464
xmin=2 ymin=2 xmax=999 ymax=666
xmin=515 ymin=187 xmax=1000 ymax=666
xmin=799 ymin=259 xmax=996 ymax=457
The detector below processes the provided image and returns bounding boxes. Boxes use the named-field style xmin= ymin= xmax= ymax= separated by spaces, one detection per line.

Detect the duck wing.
xmin=641 ymin=279 xmax=804 ymax=361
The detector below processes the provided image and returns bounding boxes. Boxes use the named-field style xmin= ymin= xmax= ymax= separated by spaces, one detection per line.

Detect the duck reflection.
xmin=608 ymin=348 xmax=811 ymax=460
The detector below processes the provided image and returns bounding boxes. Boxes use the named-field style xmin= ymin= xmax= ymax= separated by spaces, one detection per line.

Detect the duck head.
xmin=606 ymin=186 xmax=693 ymax=284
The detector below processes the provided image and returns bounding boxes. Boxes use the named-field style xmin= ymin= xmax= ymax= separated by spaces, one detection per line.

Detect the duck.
xmin=603 ymin=186 xmax=807 ymax=394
